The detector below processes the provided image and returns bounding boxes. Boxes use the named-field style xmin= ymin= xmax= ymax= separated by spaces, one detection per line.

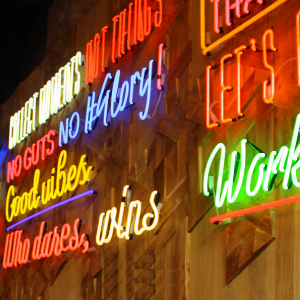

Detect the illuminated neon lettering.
xmin=101 ymin=26 xmax=109 ymax=73
xmin=234 ymin=45 xmax=247 ymax=118
xmin=211 ymin=0 xmax=220 ymax=33
xmin=6 ymin=130 xmax=56 ymax=182
xmin=31 ymin=219 xmax=89 ymax=263
xmin=59 ymin=111 xmax=80 ymax=146
xmin=262 ymin=29 xmax=277 ymax=103
xmin=297 ymin=11 xmax=300 ymax=87
xmin=5 ymin=150 xmax=93 ymax=222
xmin=7 ymin=190 xmax=94 ymax=231
xmin=96 ymin=187 xmax=159 ymax=245
xmin=3 ymin=230 xmax=30 ymax=269
xmin=85 ymin=74 xmax=111 ymax=133
xmin=137 ymin=0 xmax=144 ymax=42
xmin=133 ymin=0 xmax=138 ymax=45
xmin=204 ymin=114 xmax=300 ymax=208
xmin=220 ymin=53 xmax=233 ymax=123
xmin=154 ymin=0 xmax=162 ymax=27
xmin=144 ymin=0 xmax=151 ymax=36
xmin=38 ymin=52 xmax=81 ymax=125
xmin=157 ymin=43 xmax=164 ymax=90
xmin=6 ymin=155 xmax=22 ymax=183
xmin=9 ymin=94 xmax=37 ymax=150
xmin=201 ymin=0 xmax=287 ymax=55
xmin=138 ymin=59 xmax=154 ymax=120
xmin=85 ymin=59 xmax=154 ymax=132
xmin=112 ymin=15 xmax=119 ymax=63
xmin=246 ymin=153 xmax=266 ymax=196
xmin=119 ymin=9 xmax=127 ymax=56
xmin=206 ymin=65 xmax=219 ymax=129
xmin=127 ymin=3 xmax=133 ymax=50
xmin=86 ymin=40 xmax=93 ymax=84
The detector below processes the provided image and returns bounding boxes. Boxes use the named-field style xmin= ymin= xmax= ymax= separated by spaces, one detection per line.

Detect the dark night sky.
xmin=0 ymin=0 xmax=54 ymax=104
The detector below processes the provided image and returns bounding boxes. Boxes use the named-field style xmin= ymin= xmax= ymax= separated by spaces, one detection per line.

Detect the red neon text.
xmin=6 ymin=129 xmax=56 ymax=183
xmin=262 ymin=29 xmax=277 ymax=103
xmin=297 ymin=10 xmax=300 ymax=87
xmin=157 ymin=43 xmax=164 ymax=90
xmin=32 ymin=219 xmax=89 ymax=260
xmin=3 ymin=230 xmax=30 ymax=268
xmin=211 ymin=0 xmax=264 ymax=33
xmin=3 ymin=219 xmax=89 ymax=269
xmin=85 ymin=1 xmax=163 ymax=84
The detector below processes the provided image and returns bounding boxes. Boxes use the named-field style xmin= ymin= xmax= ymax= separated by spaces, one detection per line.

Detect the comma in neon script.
xmin=6 ymin=150 xmax=93 ymax=222
xmin=96 ymin=186 xmax=160 ymax=245
xmin=9 ymin=52 xmax=82 ymax=150
xmin=3 ymin=219 xmax=89 ymax=269
xmin=6 ymin=129 xmax=56 ymax=183
xmin=85 ymin=59 xmax=155 ymax=133
xmin=203 ymin=113 xmax=300 ymax=208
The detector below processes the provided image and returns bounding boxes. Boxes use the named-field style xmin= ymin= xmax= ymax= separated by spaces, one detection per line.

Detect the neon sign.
xmin=3 ymin=219 xmax=89 ymax=268
xmin=7 ymin=190 xmax=95 ymax=231
xmin=211 ymin=0 xmax=264 ymax=34
xmin=6 ymin=150 xmax=93 ymax=222
xmin=85 ymin=0 xmax=162 ymax=84
xmin=206 ymin=30 xmax=277 ymax=128
xmin=297 ymin=11 xmax=300 ymax=87
xmin=96 ymin=186 xmax=160 ymax=245
xmin=200 ymin=0 xmax=287 ymax=55
xmin=85 ymin=59 xmax=155 ymax=132
xmin=9 ymin=51 xmax=82 ymax=149
xmin=6 ymin=129 xmax=56 ymax=183
xmin=204 ymin=113 xmax=300 ymax=208
xmin=9 ymin=93 xmax=37 ymax=150
xmin=262 ymin=29 xmax=277 ymax=103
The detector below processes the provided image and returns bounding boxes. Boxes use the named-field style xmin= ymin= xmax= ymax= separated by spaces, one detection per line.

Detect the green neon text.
xmin=203 ymin=114 xmax=300 ymax=208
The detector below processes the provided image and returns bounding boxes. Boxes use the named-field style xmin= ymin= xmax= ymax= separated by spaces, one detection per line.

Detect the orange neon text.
xmin=85 ymin=0 xmax=163 ymax=84
xmin=206 ymin=30 xmax=278 ymax=129
xmin=5 ymin=150 xmax=93 ymax=222
xmin=3 ymin=230 xmax=30 ymax=268
xmin=262 ymin=29 xmax=277 ymax=103
xmin=6 ymin=129 xmax=56 ymax=183
xmin=3 ymin=219 xmax=89 ymax=268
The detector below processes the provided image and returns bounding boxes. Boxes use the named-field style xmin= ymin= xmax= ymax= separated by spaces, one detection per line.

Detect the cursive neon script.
xmin=96 ymin=186 xmax=159 ymax=245
xmin=203 ymin=113 xmax=300 ymax=208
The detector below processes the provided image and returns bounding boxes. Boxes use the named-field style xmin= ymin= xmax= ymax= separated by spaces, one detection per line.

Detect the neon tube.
xmin=297 ymin=11 xmax=300 ymax=87
xmin=206 ymin=65 xmax=219 ymax=129
xmin=234 ymin=45 xmax=247 ymax=117
xmin=209 ymin=194 xmax=300 ymax=224
xmin=101 ymin=26 xmax=109 ymax=73
xmin=6 ymin=190 xmax=95 ymax=231
xmin=157 ymin=43 xmax=164 ymax=90
xmin=127 ymin=3 xmax=133 ymax=50
xmin=220 ymin=53 xmax=233 ymax=123
xmin=211 ymin=0 xmax=221 ymax=33
xmin=262 ymin=29 xmax=277 ymax=103
xmin=200 ymin=0 xmax=287 ymax=55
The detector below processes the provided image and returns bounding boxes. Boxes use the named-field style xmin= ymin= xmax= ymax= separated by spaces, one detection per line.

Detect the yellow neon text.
xmin=96 ymin=188 xmax=159 ymax=245
xmin=6 ymin=150 xmax=93 ymax=222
